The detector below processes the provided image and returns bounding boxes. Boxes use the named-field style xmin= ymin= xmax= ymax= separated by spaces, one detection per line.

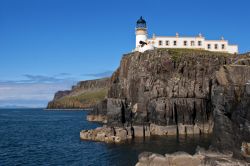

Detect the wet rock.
xmin=150 ymin=124 xmax=176 ymax=135
xmin=133 ymin=125 xmax=150 ymax=137
xmin=86 ymin=115 xmax=107 ymax=123
xmin=80 ymin=126 xmax=133 ymax=143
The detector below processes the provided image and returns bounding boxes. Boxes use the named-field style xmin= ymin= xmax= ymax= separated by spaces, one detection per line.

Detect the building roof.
xmin=137 ymin=16 xmax=146 ymax=24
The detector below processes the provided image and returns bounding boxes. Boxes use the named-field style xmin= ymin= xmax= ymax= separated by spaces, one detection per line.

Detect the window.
xmin=222 ymin=44 xmax=225 ymax=49
xmin=191 ymin=41 xmax=195 ymax=46
xmin=173 ymin=41 xmax=177 ymax=46
xmin=215 ymin=44 xmax=218 ymax=49
xmin=159 ymin=40 xmax=162 ymax=46
xmin=198 ymin=41 xmax=202 ymax=46
xmin=165 ymin=40 xmax=169 ymax=46
xmin=207 ymin=44 xmax=211 ymax=49
xmin=183 ymin=41 xmax=187 ymax=46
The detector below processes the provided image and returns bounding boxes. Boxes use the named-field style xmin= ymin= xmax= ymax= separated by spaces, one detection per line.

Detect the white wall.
xmin=149 ymin=37 xmax=205 ymax=49
xmin=136 ymin=35 xmax=147 ymax=47
xmin=136 ymin=29 xmax=147 ymax=48
xmin=227 ymin=45 xmax=238 ymax=54
xmin=204 ymin=40 xmax=227 ymax=52
xmin=145 ymin=36 xmax=238 ymax=54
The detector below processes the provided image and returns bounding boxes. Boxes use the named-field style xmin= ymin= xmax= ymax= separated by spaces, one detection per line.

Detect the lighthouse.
xmin=135 ymin=16 xmax=147 ymax=47
xmin=135 ymin=16 xmax=154 ymax=52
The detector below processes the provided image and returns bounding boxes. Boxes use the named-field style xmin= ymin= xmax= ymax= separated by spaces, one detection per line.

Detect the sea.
xmin=0 ymin=109 xmax=211 ymax=166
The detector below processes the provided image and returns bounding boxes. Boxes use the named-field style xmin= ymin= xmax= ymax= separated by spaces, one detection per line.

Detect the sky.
xmin=0 ymin=0 xmax=250 ymax=107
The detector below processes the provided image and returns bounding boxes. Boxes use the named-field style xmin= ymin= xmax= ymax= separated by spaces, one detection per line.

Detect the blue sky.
xmin=0 ymin=0 xmax=250 ymax=107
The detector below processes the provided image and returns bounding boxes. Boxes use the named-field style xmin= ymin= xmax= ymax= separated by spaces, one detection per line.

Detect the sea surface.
xmin=0 ymin=109 xmax=211 ymax=166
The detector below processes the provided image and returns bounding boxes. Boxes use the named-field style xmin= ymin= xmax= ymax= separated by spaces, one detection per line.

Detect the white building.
xmin=134 ymin=17 xmax=238 ymax=54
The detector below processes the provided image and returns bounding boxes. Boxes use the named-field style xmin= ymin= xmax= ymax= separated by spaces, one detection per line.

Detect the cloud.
xmin=84 ymin=70 xmax=113 ymax=78
xmin=0 ymin=74 xmax=75 ymax=84
xmin=0 ymin=83 xmax=70 ymax=100
xmin=23 ymin=74 xmax=62 ymax=83
xmin=54 ymin=73 xmax=72 ymax=77
xmin=0 ymin=74 xmax=78 ymax=108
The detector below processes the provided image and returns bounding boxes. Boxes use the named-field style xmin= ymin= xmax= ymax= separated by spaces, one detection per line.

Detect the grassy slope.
xmin=47 ymin=88 xmax=108 ymax=109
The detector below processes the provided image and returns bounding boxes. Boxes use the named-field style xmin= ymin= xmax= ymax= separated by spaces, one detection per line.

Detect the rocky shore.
xmin=80 ymin=122 xmax=213 ymax=143
xmin=136 ymin=147 xmax=249 ymax=166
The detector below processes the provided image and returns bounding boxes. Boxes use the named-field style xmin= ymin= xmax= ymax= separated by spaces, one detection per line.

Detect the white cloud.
xmin=0 ymin=74 xmax=78 ymax=107
xmin=83 ymin=70 xmax=113 ymax=78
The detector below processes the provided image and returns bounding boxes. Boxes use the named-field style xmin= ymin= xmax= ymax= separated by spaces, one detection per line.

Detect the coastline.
xmin=80 ymin=123 xmax=213 ymax=143
xmin=44 ymin=108 xmax=93 ymax=111
xmin=136 ymin=147 xmax=250 ymax=166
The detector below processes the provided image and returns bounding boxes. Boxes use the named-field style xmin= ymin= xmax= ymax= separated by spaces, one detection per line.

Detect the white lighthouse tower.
xmin=136 ymin=16 xmax=147 ymax=47
xmin=134 ymin=16 xmax=154 ymax=52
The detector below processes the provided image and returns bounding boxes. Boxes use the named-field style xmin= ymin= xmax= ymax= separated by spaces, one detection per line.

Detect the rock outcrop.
xmin=80 ymin=123 xmax=211 ymax=143
xmin=47 ymin=78 xmax=110 ymax=109
xmin=80 ymin=126 xmax=132 ymax=143
xmin=136 ymin=147 xmax=249 ymax=166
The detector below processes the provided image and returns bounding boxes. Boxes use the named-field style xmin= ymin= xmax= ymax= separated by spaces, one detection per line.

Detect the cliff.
xmin=47 ymin=78 xmax=110 ymax=109
xmin=91 ymin=49 xmax=237 ymax=126
xmin=212 ymin=65 xmax=250 ymax=158
xmin=84 ymin=49 xmax=250 ymax=159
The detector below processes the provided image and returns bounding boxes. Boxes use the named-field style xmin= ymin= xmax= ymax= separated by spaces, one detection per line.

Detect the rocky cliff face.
xmin=47 ymin=78 xmax=110 ymax=109
xmin=92 ymin=49 xmax=237 ymax=126
xmin=212 ymin=65 xmax=250 ymax=158
xmin=86 ymin=49 xmax=250 ymax=158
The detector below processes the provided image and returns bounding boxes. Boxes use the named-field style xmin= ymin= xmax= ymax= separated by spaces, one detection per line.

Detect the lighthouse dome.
xmin=136 ymin=16 xmax=146 ymax=28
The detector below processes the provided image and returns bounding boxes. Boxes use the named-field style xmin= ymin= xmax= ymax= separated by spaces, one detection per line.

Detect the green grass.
xmin=72 ymin=89 xmax=107 ymax=103
xmin=67 ymin=88 xmax=108 ymax=103
xmin=48 ymin=88 xmax=108 ymax=108
xmin=156 ymin=48 xmax=232 ymax=62
xmin=161 ymin=48 xmax=231 ymax=56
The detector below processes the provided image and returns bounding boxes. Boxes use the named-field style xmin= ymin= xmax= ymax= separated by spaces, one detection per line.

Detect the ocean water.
xmin=0 ymin=109 xmax=211 ymax=166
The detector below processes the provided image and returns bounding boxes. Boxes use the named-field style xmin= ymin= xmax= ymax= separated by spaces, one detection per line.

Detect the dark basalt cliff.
xmin=47 ymin=78 xmax=110 ymax=109
xmin=92 ymin=49 xmax=238 ymax=125
xmin=88 ymin=49 xmax=250 ymax=158
xmin=212 ymin=65 xmax=250 ymax=158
